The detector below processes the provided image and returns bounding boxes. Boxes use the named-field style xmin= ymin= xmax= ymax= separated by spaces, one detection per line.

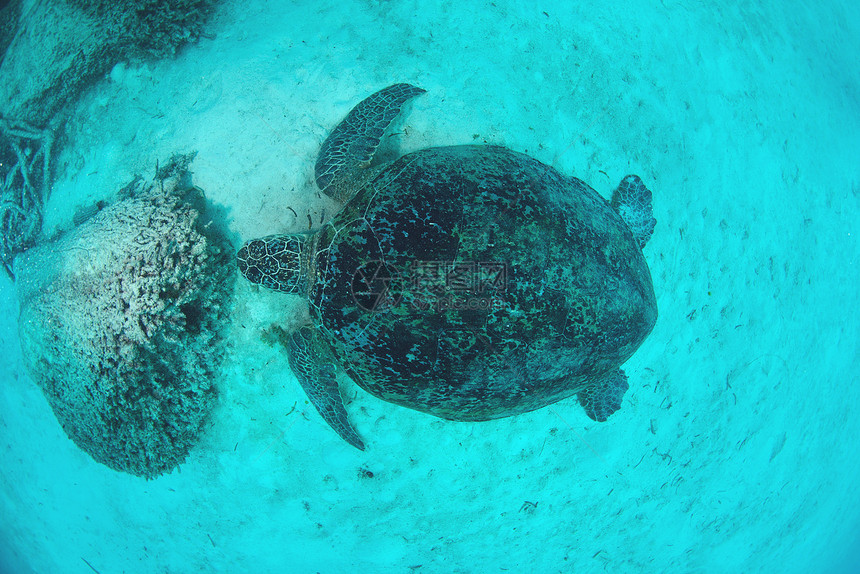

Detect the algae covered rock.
xmin=16 ymin=156 xmax=233 ymax=478
xmin=0 ymin=0 xmax=218 ymax=127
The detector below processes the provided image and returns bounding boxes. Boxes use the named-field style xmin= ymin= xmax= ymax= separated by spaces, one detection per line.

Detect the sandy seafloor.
xmin=1 ymin=1 xmax=859 ymax=572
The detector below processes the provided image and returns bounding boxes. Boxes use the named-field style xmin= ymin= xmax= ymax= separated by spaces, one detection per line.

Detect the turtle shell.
xmin=309 ymin=145 xmax=656 ymax=421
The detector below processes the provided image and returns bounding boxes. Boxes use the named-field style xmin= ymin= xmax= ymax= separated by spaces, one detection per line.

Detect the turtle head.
xmin=237 ymin=233 xmax=312 ymax=295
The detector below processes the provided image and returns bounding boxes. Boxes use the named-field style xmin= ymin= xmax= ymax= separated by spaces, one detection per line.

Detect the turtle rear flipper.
xmin=315 ymin=83 xmax=425 ymax=201
xmin=611 ymin=175 xmax=656 ymax=248
xmin=577 ymin=369 xmax=629 ymax=422
xmin=288 ymin=327 xmax=365 ymax=450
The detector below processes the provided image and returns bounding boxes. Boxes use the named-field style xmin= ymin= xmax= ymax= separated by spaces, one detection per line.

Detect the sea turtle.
xmin=237 ymin=84 xmax=657 ymax=449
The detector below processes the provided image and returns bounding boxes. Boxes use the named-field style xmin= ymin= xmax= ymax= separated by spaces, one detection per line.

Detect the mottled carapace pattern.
xmin=309 ymin=145 xmax=657 ymax=420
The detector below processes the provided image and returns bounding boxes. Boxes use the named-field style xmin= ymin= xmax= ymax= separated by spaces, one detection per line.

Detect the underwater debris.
xmin=15 ymin=155 xmax=234 ymax=478
xmin=0 ymin=116 xmax=53 ymax=280
xmin=1 ymin=0 xmax=218 ymax=281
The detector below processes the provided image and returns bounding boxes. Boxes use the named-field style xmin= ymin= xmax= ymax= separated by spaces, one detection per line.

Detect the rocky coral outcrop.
xmin=15 ymin=155 xmax=233 ymax=478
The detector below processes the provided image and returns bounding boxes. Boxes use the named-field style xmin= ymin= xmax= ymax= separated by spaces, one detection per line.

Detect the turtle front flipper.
xmin=287 ymin=326 xmax=365 ymax=450
xmin=315 ymin=83 xmax=425 ymax=201
xmin=611 ymin=175 xmax=656 ymax=249
xmin=577 ymin=369 xmax=629 ymax=422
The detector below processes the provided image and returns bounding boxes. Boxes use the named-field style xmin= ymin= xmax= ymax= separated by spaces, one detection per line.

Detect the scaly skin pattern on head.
xmin=236 ymin=233 xmax=318 ymax=295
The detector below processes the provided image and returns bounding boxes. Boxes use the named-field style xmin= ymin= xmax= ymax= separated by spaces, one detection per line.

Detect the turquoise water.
xmin=1 ymin=1 xmax=859 ymax=572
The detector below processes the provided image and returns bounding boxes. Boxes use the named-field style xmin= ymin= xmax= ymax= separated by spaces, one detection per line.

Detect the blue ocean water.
xmin=1 ymin=1 xmax=858 ymax=573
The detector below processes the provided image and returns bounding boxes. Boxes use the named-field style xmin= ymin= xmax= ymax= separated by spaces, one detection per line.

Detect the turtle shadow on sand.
xmin=238 ymin=84 xmax=657 ymax=450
